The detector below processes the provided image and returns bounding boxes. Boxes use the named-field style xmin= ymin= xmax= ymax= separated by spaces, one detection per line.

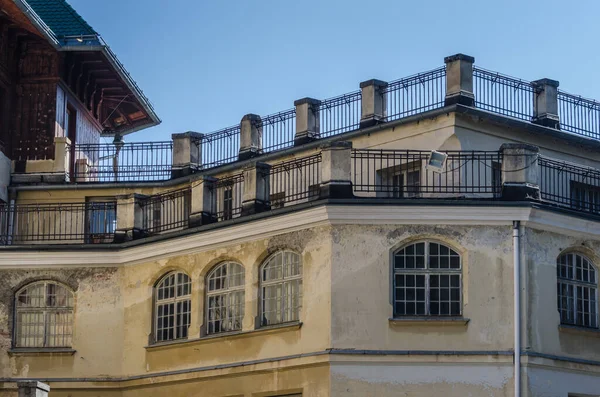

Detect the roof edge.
xmin=12 ymin=0 xmax=60 ymax=47
xmin=12 ymin=0 xmax=161 ymax=135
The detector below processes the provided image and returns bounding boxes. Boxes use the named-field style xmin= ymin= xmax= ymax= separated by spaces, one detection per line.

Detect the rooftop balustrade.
xmin=11 ymin=54 xmax=600 ymax=185
xmin=2 ymin=144 xmax=599 ymax=246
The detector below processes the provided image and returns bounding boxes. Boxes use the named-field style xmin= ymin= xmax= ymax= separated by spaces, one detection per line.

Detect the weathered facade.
xmin=0 ymin=2 xmax=600 ymax=397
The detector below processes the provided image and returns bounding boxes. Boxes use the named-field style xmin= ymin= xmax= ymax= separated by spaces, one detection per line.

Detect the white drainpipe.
xmin=513 ymin=220 xmax=521 ymax=397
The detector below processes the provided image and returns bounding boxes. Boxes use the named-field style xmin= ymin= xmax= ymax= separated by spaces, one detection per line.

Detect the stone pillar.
xmin=294 ymin=97 xmax=321 ymax=146
xmin=360 ymin=79 xmax=388 ymax=128
xmin=532 ymin=78 xmax=560 ymax=129
xmin=189 ymin=176 xmax=217 ymax=227
xmin=114 ymin=193 xmax=148 ymax=242
xmin=75 ymin=158 xmax=89 ymax=182
xmin=444 ymin=53 xmax=475 ymax=106
xmin=172 ymin=131 xmax=203 ymax=178
xmin=53 ymin=136 xmax=70 ymax=174
xmin=500 ymin=143 xmax=540 ymax=201
xmin=320 ymin=141 xmax=353 ymax=199
xmin=18 ymin=381 xmax=50 ymax=397
xmin=239 ymin=114 xmax=262 ymax=161
xmin=241 ymin=162 xmax=271 ymax=216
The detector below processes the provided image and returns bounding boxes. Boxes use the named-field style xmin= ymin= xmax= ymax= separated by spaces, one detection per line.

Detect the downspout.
xmin=513 ymin=220 xmax=521 ymax=397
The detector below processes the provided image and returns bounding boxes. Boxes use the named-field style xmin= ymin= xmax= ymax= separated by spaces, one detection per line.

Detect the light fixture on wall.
xmin=426 ymin=150 xmax=447 ymax=173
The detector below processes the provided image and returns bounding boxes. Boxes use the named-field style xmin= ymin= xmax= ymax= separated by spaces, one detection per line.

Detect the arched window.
xmin=206 ymin=262 xmax=245 ymax=334
xmin=15 ymin=281 xmax=74 ymax=348
xmin=557 ymin=252 xmax=598 ymax=328
xmin=260 ymin=251 xmax=302 ymax=326
xmin=393 ymin=241 xmax=462 ymax=317
xmin=154 ymin=271 xmax=191 ymax=342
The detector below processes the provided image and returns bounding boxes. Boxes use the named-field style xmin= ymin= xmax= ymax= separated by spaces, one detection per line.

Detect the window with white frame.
xmin=206 ymin=262 xmax=245 ymax=334
xmin=557 ymin=252 xmax=598 ymax=329
xmin=261 ymin=251 xmax=302 ymax=326
xmin=154 ymin=271 xmax=191 ymax=342
xmin=393 ymin=241 xmax=462 ymax=317
xmin=15 ymin=281 xmax=74 ymax=348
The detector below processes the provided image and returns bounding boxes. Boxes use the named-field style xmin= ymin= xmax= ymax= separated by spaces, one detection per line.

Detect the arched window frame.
xmin=557 ymin=251 xmax=599 ymax=329
xmin=205 ymin=261 xmax=245 ymax=334
xmin=260 ymin=250 xmax=302 ymax=326
xmin=392 ymin=240 xmax=462 ymax=317
xmin=14 ymin=281 xmax=74 ymax=348
xmin=154 ymin=271 xmax=191 ymax=343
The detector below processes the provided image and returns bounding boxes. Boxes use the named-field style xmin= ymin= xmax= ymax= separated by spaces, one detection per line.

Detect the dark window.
xmin=223 ymin=186 xmax=233 ymax=220
xmin=86 ymin=199 xmax=116 ymax=243
xmin=571 ymin=181 xmax=600 ymax=213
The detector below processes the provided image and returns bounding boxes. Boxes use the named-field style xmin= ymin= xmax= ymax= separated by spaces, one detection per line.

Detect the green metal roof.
xmin=25 ymin=0 xmax=96 ymax=38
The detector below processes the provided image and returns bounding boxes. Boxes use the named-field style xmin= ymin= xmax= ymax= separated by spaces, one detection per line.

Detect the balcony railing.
xmin=140 ymin=188 xmax=191 ymax=235
xmin=0 ymin=201 xmax=116 ymax=244
xmin=5 ymin=147 xmax=600 ymax=246
xmin=539 ymin=156 xmax=600 ymax=213
xmin=270 ymin=153 xmax=322 ymax=208
xmin=473 ymin=67 xmax=536 ymax=122
xmin=71 ymin=141 xmax=173 ymax=182
xmin=557 ymin=91 xmax=600 ymax=140
xmin=384 ymin=67 xmax=447 ymax=122
xmin=9 ymin=60 xmax=600 ymax=186
xmin=320 ymin=91 xmax=362 ymax=138
xmin=199 ymin=125 xmax=241 ymax=169
xmin=213 ymin=173 xmax=244 ymax=222
xmin=261 ymin=109 xmax=297 ymax=153
xmin=352 ymin=149 xmax=502 ymax=198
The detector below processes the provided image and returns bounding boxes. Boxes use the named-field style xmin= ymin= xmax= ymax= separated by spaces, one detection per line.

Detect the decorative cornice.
xmin=0 ymin=203 xmax=598 ymax=268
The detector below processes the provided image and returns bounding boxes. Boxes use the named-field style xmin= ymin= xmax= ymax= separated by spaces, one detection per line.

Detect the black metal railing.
xmin=269 ymin=154 xmax=322 ymax=208
xmin=199 ymin=125 xmax=241 ymax=169
xmin=261 ymin=109 xmax=297 ymax=153
xmin=352 ymin=149 xmax=502 ymax=198
xmin=473 ymin=67 xmax=536 ymax=122
xmin=71 ymin=141 xmax=172 ymax=182
xmin=384 ymin=67 xmax=446 ymax=122
xmin=213 ymin=173 xmax=244 ymax=221
xmin=558 ymin=91 xmax=600 ymax=140
xmin=141 ymin=188 xmax=191 ymax=235
xmin=539 ymin=156 xmax=600 ymax=213
xmin=0 ymin=201 xmax=116 ymax=244
xmin=320 ymin=91 xmax=362 ymax=138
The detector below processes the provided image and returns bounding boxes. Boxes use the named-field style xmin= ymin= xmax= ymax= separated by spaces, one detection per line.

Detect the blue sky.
xmin=69 ymin=0 xmax=600 ymax=142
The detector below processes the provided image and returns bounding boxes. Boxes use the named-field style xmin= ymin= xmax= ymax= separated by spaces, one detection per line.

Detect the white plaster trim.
xmin=0 ymin=204 xmax=598 ymax=268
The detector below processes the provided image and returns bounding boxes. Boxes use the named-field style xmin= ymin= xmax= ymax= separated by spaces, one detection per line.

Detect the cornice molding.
xmin=0 ymin=204 xmax=598 ymax=268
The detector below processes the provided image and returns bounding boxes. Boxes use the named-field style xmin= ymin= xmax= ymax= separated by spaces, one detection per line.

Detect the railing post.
xmin=532 ymin=78 xmax=560 ymax=129
xmin=189 ymin=176 xmax=217 ymax=227
xmin=239 ymin=114 xmax=262 ymax=161
xmin=241 ymin=162 xmax=271 ymax=216
xmin=320 ymin=141 xmax=353 ymax=199
xmin=360 ymin=79 xmax=388 ymax=128
xmin=444 ymin=53 xmax=475 ymax=107
xmin=172 ymin=131 xmax=203 ymax=178
xmin=45 ymin=136 xmax=70 ymax=183
xmin=294 ymin=97 xmax=321 ymax=146
xmin=114 ymin=193 xmax=148 ymax=243
xmin=500 ymin=143 xmax=540 ymax=200
xmin=18 ymin=381 xmax=50 ymax=397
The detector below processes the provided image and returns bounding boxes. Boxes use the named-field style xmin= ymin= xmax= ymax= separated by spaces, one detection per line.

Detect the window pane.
xmin=15 ymin=282 xmax=74 ymax=348
xmin=260 ymin=252 xmax=302 ymax=326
